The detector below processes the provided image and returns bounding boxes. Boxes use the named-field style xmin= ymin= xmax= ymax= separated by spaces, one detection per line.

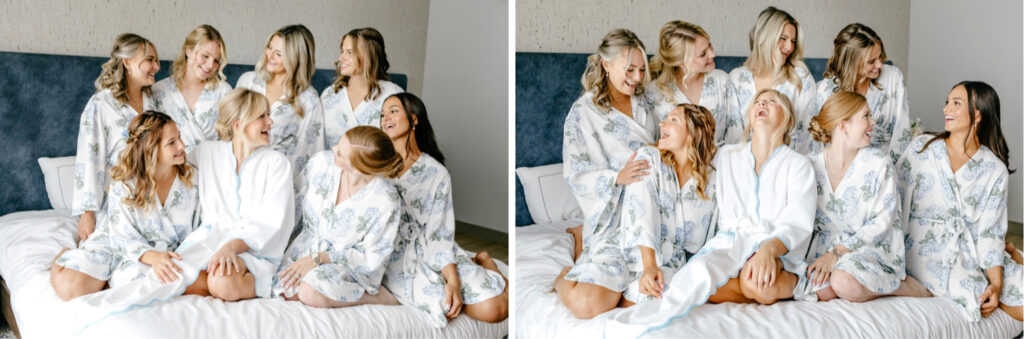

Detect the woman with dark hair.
xmin=322 ymin=27 xmax=404 ymax=146
xmin=898 ymin=81 xmax=1021 ymax=322
xmin=380 ymin=92 xmax=509 ymax=325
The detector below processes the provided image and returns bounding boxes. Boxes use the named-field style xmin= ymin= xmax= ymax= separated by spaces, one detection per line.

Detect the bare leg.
xmin=999 ymin=303 xmax=1023 ymax=321
xmin=554 ymin=266 xmax=621 ymax=319
xmin=464 ymin=251 xmax=510 ymax=323
xmin=737 ymin=258 xmax=798 ymax=305
xmin=566 ymin=225 xmax=583 ymax=262
xmin=206 ymin=266 xmax=257 ymax=302
xmin=816 ymin=286 xmax=838 ymax=301
xmin=50 ymin=248 xmax=106 ymax=301
xmin=890 ymin=275 xmax=932 ymax=298
xmin=183 ymin=270 xmax=210 ymax=296
xmin=1007 ymin=242 xmax=1023 ymax=265
xmin=296 ymin=283 xmax=399 ymax=308
xmin=708 ymin=277 xmax=755 ymax=304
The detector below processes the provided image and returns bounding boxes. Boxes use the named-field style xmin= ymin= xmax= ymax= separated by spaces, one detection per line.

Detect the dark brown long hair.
xmin=919 ymin=81 xmax=1014 ymax=173
xmin=332 ymin=27 xmax=391 ymax=100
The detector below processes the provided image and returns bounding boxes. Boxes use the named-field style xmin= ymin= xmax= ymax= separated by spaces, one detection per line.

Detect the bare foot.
xmin=1006 ymin=241 xmax=1023 ymax=265
xmin=474 ymin=251 xmax=508 ymax=286
xmin=566 ymin=225 xmax=583 ymax=262
xmin=553 ymin=266 xmax=572 ymax=293
xmin=897 ymin=275 xmax=932 ymax=298
xmin=373 ymin=286 xmax=400 ymax=305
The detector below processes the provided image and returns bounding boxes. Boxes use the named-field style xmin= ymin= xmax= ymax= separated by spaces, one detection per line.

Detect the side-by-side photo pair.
xmin=514 ymin=0 xmax=1023 ymax=337
xmin=0 ymin=0 xmax=508 ymax=337
xmin=0 ymin=0 xmax=1021 ymax=338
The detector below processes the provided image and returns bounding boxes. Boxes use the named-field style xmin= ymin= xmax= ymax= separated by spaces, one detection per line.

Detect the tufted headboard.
xmin=0 ymin=50 xmax=406 ymax=216
xmin=514 ymin=52 xmax=830 ymax=226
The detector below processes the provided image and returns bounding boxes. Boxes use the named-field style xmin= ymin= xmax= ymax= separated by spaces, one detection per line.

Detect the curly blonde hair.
xmin=110 ymin=111 xmax=194 ymax=211
xmin=657 ymin=104 xmax=717 ymax=200
xmin=331 ymin=27 xmax=391 ymax=101
xmin=581 ymin=28 xmax=649 ymax=113
xmin=808 ymin=91 xmax=867 ymax=145
xmin=823 ymin=23 xmax=887 ymax=93
xmin=94 ymin=33 xmax=156 ymax=105
xmin=744 ymin=6 xmax=808 ymax=91
xmin=344 ymin=126 xmax=404 ymax=178
xmin=171 ymin=24 xmax=228 ymax=90
xmin=255 ymin=24 xmax=315 ymax=118
xmin=650 ymin=21 xmax=710 ymax=102
xmin=743 ymin=89 xmax=796 ymax=145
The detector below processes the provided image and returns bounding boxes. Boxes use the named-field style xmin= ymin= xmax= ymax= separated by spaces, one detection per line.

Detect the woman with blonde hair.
xmin=648 ymin=20 xmax=742 ymax=146
xmin=272 ymin=126 xmax=403 ymax=309
xmin=152 ymin=24 xmax=233 ymax=152
xmin=237 ymin=24 xmax=326 ymax=185
xmin=814 ymin=23 xmax=911 ymax=162
xmin=899 ymin=81 xmax=1022 ymax=321
xmin=58 ymin=33 xmax=159 ymax=300
xmin=802 ymin=91 xmax=931 ymax=302
xmin=321 ymin=27 xmax=404 ymax=146
xmin=729 ymin=6 xmax=816 ymax=153
xmin=52 ymin=111 xmax=199 ymax=300
xmin=607 ymin=89 xmax=816 ymax=336
xmin=379 ymin=93 xmax=508 ymax=325
xmin=558 ymin=28 xmax=657 ymax=319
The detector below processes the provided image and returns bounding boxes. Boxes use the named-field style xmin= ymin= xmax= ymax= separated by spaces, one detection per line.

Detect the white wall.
xmin=422 ymin=0 xmax=509 ymax=233
xmin=517 ymin=0 xmax=911 ymax=69
xmin=0 ymin=0 xmax=430 ymax=94
xmin=908 ymin=0 xmax=1023 ymax=223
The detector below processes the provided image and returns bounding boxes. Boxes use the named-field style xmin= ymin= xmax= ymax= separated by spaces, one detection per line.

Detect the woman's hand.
xmin=140 ymin=250 xmax=183 ymax=284
xmin=746 ymin=249 xmax=779 ymax=291
xmin=616 ymin=152 xmax=650 ymax=185
xmin=979 ymin=284 xmax=1001 ymax=317
xmin=807 ymin=252 xmax=839 ymax=286
xmin=444 ymin=279 xmax=464 ymax=319
xmin=278 ymin=254 xmax=317 ymax=289
xmin=639 ymin=265 xmax=665 ymax=298
xmin=77 ymin=211 xmax=96 ymax=241
xmin=208 ymin=245 xmax=244 ymax=277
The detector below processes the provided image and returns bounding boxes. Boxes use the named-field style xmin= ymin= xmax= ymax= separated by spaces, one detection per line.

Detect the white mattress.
xmin=0 ymin=210 xmax=507 ymax=338
xmin=516 ymin=220 xmax=1023 ymax=338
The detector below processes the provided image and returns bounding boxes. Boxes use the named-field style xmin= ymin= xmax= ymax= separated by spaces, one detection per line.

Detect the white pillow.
xmin=516 ymin=163 xmax=582 ymax=224
xmin=38 ymin=156 xmax=76 ymax=214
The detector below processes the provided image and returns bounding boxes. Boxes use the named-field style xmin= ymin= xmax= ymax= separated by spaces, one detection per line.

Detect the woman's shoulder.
xmin=236 ymin=71 xmax=259 ymax=88
xmin=377 ymin=80 xmax=404 ymax=96
xmin=152 ymin=77 xmax=174 ymax=93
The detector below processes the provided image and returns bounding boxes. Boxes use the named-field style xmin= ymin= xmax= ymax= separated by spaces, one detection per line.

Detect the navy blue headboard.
xmin=514 ymin=52 xmax=828 ymax=226
xmin=0 ymin=50 xmax=406 ymax=216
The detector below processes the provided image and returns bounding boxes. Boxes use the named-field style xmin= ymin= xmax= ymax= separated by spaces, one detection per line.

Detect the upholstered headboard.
xmin=0 ymin=50 xmax=407 ymax=216
xmin=514 ymin=52 xmax=829 ymax=226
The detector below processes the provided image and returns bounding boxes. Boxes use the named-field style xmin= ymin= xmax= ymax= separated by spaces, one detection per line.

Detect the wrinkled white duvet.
xmin=516 ymin=220 xmax=1022 ymax=338
xmin=0 ymin=210 xmax=507 ymax=338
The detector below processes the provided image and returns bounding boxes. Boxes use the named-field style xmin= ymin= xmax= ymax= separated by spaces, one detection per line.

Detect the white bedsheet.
xmin=0 ymin=210 xmax=507 ymax=338
xmin=516 ymin=220 xmax=1023 ymax=338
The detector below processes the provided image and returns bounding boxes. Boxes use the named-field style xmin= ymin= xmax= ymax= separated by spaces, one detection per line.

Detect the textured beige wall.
xmin=0 ymin=0 xmax=430 ymax=94
xmin=516 ymin=0 xmax=911 ymax=69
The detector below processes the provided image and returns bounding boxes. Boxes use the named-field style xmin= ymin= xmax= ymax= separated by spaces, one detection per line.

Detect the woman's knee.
xmin=207 ymin=273 xmax=252 ymax=302
xmin=738 ymin=274 xmax=780 ymax=305
xmin=561 ymin=284 xmax=619 ymax=319
xmin=466 ymin=293 xmax=509 ymax=323
xmin=296 ymin=283 xmax=333 ymax=308
xmin=51 ymin=269 xmax=104 ymax=301
xmin=830 ymin=270 xmax=871 ymax=302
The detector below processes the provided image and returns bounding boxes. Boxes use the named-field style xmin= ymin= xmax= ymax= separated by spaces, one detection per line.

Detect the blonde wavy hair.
xmin=745 ymin=6 xmax=808 ymax=90
xmin=255 ymin=24 xmax=315 ymax=118
xmin=823 ymin=23 xmax=887 ymax=93
xmin=110 ymin=111 xmax=194 ymax=211
xmin=743 ymin=89 xmax=796 ymax=145
xmin=94 ymin=33 xmax=156 ymax=105
xmin=331 ymin=27 xmax=391 ymax=101
xmin=344 ymin=126 xmax=404 ymax=178
xmin=581 ymin=28 xmax=649 ymax=113
xmin=215 ymin=88 xmax=271 ymax=141
xmin=171 ymin=24 xmax=228 ymax=90
xmin=809 ymin=91 xmax=868 ymax=144
xmin=657 ymin=104 xmax=716 ymax=200
xmin=650 ymin=21 xmax=711 ymax=102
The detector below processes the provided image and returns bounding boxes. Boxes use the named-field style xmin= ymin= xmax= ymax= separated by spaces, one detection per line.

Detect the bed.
xmin=0 ymin=51 xmax=506 ymax=338
xmin=513 ymin=52 xmax=1023 ymax=337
